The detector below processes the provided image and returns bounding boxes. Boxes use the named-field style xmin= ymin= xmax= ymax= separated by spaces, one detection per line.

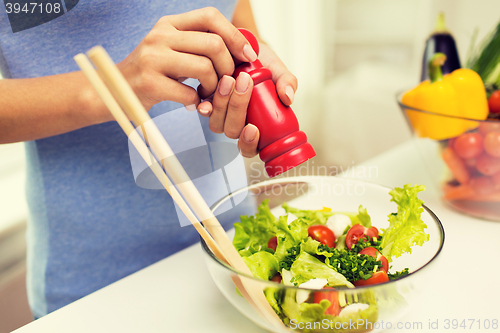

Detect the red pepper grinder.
xmin=234 ymin=29 xmax=316 ymax=177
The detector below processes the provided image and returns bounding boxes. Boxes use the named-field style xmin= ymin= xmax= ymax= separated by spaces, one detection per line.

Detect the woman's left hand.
xmin=197 ymin=43 xmax=298 ymax=158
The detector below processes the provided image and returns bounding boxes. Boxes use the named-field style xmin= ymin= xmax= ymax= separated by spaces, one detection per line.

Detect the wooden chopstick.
xmin=74 ymin=53 xmax=228 ymax=264
xmin=75 ymin=47 xmax=286 ymax=330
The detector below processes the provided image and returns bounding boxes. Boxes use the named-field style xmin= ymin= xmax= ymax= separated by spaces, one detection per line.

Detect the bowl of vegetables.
xmin=398 ymin=89 xmax=500 ymax=221
xmin=397 ymin=51 xmax=500 ymax=221
xmin=201 ymin=176 xmax=444 ymax=333
xmin=398 ymin=15 xmax=500 ymax=221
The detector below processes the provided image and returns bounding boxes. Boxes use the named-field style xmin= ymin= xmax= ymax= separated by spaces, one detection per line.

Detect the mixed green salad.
xmin=232 ymin=184 xmax=430 ymax=330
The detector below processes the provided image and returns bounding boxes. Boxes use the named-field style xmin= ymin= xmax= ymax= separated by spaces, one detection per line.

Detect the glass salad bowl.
xmin=201 ymin=176 xmax=445 ymax=333
xmin=397 ymin=92 xmax=500 ymax=221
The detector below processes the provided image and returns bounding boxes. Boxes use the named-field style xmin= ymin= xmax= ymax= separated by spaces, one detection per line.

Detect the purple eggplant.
xmin=420 ymin=12 xmax=461 ymax=81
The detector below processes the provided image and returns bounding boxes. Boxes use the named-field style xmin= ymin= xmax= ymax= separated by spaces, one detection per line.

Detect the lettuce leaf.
xmin=335 ymin=234 xmax=347 ymax=250
xmin=283 ymin=202 xmax=371 ymax=229
xmin=281 ymin=289 xmax=300 ymax=326
xmin=274 ymin=216 xmax=309 ymax=262
xmin=290 ymin=252 xmax=354 ymax=288
xmin=298 ymin=300 xmax=332 ymax=323
xmin=233 ymin=200 xmax=276 ymax=257
xmin=281 ymin=289 xmax=379 ymax=331
xmin=300 ymin=238 xmax=333 ymax=259
xmin=380 ymin=184 xmax=430 ymax=262
xmin=282 ymin=203 xmax=333 ymax=225
xmin=242 ymin=251 xmax=279 ymax=280
xmin=280 ymin=290 xmax=333 ymax=329
xmin=264 ymin=287 xmax=284 ymax=318
xmin=341 ymin=205 xmax=372 ymax=228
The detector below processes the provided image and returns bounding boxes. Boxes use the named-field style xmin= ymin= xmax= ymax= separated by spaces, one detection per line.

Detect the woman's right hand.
xmin=117 ymin=7 xmax=257 ymax=112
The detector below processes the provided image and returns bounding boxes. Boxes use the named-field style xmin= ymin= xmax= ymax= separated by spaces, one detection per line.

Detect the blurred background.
xmin=0 ymin=0 xmax=499 ymax=331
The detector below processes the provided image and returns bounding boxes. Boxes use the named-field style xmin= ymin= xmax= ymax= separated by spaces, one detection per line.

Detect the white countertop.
xmin=0 ymin=142 xmax=27 ymax=237
xmin=14 ymin=141 xmax=500 ymax=333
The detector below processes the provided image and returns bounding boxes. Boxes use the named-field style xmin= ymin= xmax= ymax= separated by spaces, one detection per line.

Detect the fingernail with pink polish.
xmin=236 ymin=72 xmax=250 ymax=93
xmin=243 ymin=44 xmax=258 ymax=62
xmin=244 ymin=124 xmax=258 ymax=142
xmin=285 ymin=86 xmax=295 ymax=104
xmin=199 ymin=108 xmax=211 ymax=116
xmin=219 ymin=75 xmax=234 ymax=96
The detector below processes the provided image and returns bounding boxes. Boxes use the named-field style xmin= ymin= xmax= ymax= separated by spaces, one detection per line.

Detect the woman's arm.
xmin=232 ymin=0 xmax=297 ymax=107
xmin=0 ymin=7 xmax=256 ymax=145
xmin=232 ymin=0 xmax=261 ymax=40
xmin=0 ymin=71 xmax=110 ymax=144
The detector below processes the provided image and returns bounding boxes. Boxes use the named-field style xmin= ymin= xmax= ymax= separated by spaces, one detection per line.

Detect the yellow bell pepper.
xmin=402 ymin=53 xmax=489 ymax=140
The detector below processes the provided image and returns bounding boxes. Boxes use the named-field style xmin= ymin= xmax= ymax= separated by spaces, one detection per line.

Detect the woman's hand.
xmin=197 ymin=42 xmax=298 ymax=158
xmin=117 ymin=7 xmax=257 ymax=111
xmin=258 ymin=43 xmax=298 ymax=108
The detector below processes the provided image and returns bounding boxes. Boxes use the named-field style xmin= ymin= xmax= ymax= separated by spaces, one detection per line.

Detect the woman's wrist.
xmin=74 ymin=71 xmax=115 ymax=125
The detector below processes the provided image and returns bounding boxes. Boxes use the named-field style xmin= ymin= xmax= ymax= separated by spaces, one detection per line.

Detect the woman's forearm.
xmin=0 ymin=71 xmax=111 ymax=144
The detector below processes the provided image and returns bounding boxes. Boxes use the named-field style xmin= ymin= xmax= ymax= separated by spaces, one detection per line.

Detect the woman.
xmin=0 ymin=0 xmax=297 ymax=318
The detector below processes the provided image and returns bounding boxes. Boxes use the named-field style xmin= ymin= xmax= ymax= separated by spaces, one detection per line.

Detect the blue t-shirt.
xmin=0 ymin=0 xmax=251 ymax=317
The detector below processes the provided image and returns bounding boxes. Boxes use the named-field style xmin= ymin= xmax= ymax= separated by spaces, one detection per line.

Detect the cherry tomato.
xmin=379 ymin=256 xmax=389 ymax=274
xmin=267 ymin=236 xmax=277 ymax=251
xmin=270 ymin=273 xmax=282 ymax=283
xmin=493 ymin=171 xmax=500 ymax=186
xmin=308 ymin=225 xmax=335 ymax=248
xmin=358 ymin=246 xmax=378 ymax=257
xmin=313 ymin=287 xmax=340 ymax=316
xmin=488 ymin=90 xmax=500 ymax=114
xmin=453 ymin=133 xmax=484 ymax=159
xmin=479 ymin=121 xmax=500 ymax=135
xmin=470 ymin=176 xmax=495 ymax=195
xmin=447 ymin=137 xmax=456 ymax=150
xmin=464 ymin=157 xmax=477 ymax=169
xmin=344 ymin=225 xmax=380 ymax=250
xmin=366 ymin=226 xmax=379 ymax=239
xmin=476 ymin=153 xmax=500 ymax=176
xmin=484 ymin=132 xmax=500 ymax=157
xmin=359 ymin=247 xmax=389 ymax=273
xmin=353 ymin=271 xmax=389 ymax=287
xmin=345 ymin=224 xmax=366 ymax=249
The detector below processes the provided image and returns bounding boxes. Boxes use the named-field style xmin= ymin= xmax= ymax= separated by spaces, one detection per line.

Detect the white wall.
xmin=250 ymin=0 xmax=327 ymax=156
xmin=250 ymin=0 xmax=500 ymax=169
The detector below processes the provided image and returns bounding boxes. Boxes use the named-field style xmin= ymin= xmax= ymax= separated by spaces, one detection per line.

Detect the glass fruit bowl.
xmin=201 ymin=176 xmax=445 ymax=333
xmin=397 ymin=92 xmax=500 ymax=221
